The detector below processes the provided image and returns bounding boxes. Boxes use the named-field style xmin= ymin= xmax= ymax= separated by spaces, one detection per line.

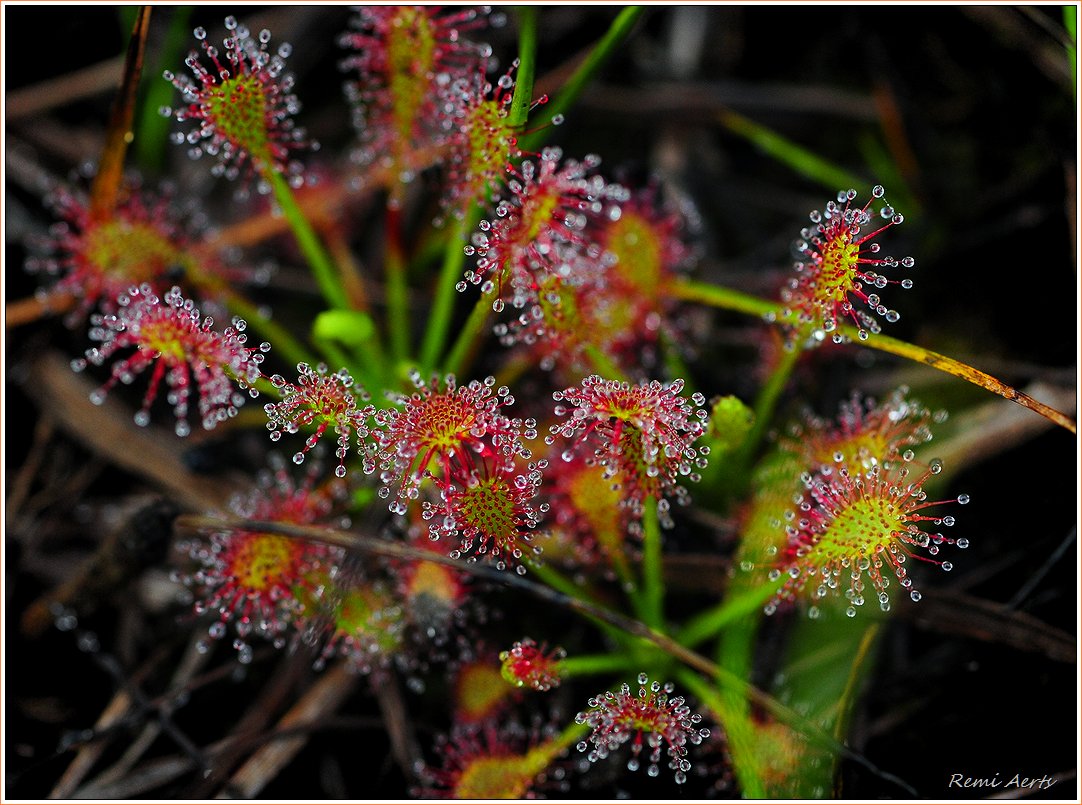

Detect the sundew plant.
xmin=4 ymin=5 xmax=1078 ymax=801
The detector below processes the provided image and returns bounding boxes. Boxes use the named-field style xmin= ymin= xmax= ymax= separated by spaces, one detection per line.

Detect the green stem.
xmin=854 ymin=327 xmax=1078 ymax=434
xmin=347 ymin=332 xmax=388 ymax=394
xmin=525 ymin=559 xmax=635 ymax=649
xmin=311 ymin=339 xmax=359 ymax=381
xmin=718 ymin=109 xmax=866 ymax=193
xmin=443 ymin=288 xmax=495 ymax=377
xmin=525 ymin=559 xmax=601 ymax=609
xmin=222 ymin=290 xmax=314 ymax=371
xmin=550 ymin=719 xmax=590 ymax=757
xmin=677 ymin=578 xmax=778 ymax=648
xmin=738 ymin=341 xmax=802 ymax=468
xmin=673 ymin=278 xmax=1077 ymax=434
xmin=518 ymin=6 xmax=646 ymax=153
xmin=419 ymin=214 xmax=471 ymax=373
xmin=667 ymin=278 xmax=780 ymax=318
xmin=607 ymin=548 xmax=637 ymax=603
xmin=265 ymin=169 xmax=350 ymax=311
xmin=582 ymin=343 xmax=626 ymax=382
xmin=558 ymin=653 xmax=638 ymax=679
xmin=640 ymin=496 xmax=665 ymax=630
xmin=132 ymin=6 xmax=192 ymax=171
xmin=509 ymin=7 xmax=538 ymax=128
xmin=660 ymin=328 xmax=698 ymax=396
xmin=384 ymin=206 xmax=411 ymax=362
xmin=675 ymin=667 xmax=768 ymax=798
xmin=189 ymin=511 xmax=916 ymax=796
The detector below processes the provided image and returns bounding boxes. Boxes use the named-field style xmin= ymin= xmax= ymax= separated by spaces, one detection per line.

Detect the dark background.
xmin=5 ymin=5 xmax=1078 ymax=800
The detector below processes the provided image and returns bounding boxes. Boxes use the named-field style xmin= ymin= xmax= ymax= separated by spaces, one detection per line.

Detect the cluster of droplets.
xmin=162 ymin=17 xmax=314 ymax=192
xmin=499 ymin=638 xmax=565 ymax=691
xmin=417 ymin=719 xmax=568 ymax=799
xmin=338 ymin=5 xmax=497 ymax=194
xmin=72 ymin=284 xmax=268 ymax=436
xmin=575 ymin=673 xmax=711 ymax=785
xmin=373 ymin=372 xmax=532 ymax=516
xmin=422 ymin=454 xmax=549 ymax=574
xmin=539 ymin=444 xmax=635 ymax=571
xmin=313 ymin=575 xmax=408 ymax=674
xmin=264 ymin=362 xmax=377 ymax=479
xmin=740 ymin=388 xmax=966 ymax=618
xmin=518 ymin=183 xmax=698 ymax=376
xmin=547 ymin=376 xmax=710 ymax=527
xmin=766 ymin=453 xmax=970 ymax=618
xmin=26 ymin=175 xmax=187 ymax=326
xmin=177 ymin=455 xmax=345 ymax=663
xmin=777 ymin=186 xmax=914 ymax=345
xmin=461 ymin=147 xmax=627 ymax=314
xmin=437 ymin=58 xmax=532 ymax=216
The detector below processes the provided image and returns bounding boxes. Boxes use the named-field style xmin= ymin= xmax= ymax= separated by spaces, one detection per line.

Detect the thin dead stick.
xmin=90 ymin=6 xmax=152 ymax=220
xmin=76 ymin=755 xmax=200 ymax=800
xmin=23 ymin=352 xmax=240 ymax=512
xmin=76 ymin=713 xmax=385 ymax=799
xmin=216 ymin=662 xmax=358 ymax=799
xmin=174 ymin=513 xmax=919 ymax=792
xmin=6 ymin=56 xmax=125 ymax=119
xmin=6 ymin=292 xmax=77 ymax=329
xmin=49 ymin=640 xmax=177 ymax=798
xmin=666 ymin=279 xmax=1077 ymax=434
xmin=6 ymin=414 xmax=55 ymax=519
xmin=855 ymin=328 xmax=1077 ymax=434
xmin=84 ymin=635 xmax=211 ymax=790
xmin=900 ymin=589 xmax=1076 ymax=664
xmin=370 ymin=671 xmax=425 ymax=785
xmin=190 ymin=652 xmax=310 ymax=799
xmin=49 ymin=689 xmax=134 ymax=798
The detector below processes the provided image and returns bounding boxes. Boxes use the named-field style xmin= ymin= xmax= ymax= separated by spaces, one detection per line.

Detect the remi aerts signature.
xmin=948 ymin=773 xmax=1057 ymax=792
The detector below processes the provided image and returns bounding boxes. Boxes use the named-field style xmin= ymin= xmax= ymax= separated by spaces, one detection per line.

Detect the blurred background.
xmin=5 ymin=5 xmax=1078 ymax=799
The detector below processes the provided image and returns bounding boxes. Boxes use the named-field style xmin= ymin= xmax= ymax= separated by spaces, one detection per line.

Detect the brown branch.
xmin=6 ymin=56 xmax=124 ymax=119
xmin=854 ymin=330 xmax=1077 ymax=434
xmin=6 ymin=292 xmax=77 ymax=329
xmin=21 ymin=351 xmax=242 ymax=512
xmin=90 ymin=6 xmax=152 ymax=220
xmin=217 ymin=663 xmax=358 ymax=799
xmin=900 ymin=590 xmax=1076 ymax=664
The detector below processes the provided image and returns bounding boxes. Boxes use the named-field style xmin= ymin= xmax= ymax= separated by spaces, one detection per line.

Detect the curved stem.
xmin=508 ymin=7 xmax=538 ymax=128
xmin=670 ymin=278 xmax=1077 ymax=434
xmin=221 ymin=289 xmax=314 ymax=371
xmin=518 ymin=6 xmax=646 ymax=153
xmin=667 ymin=277 xmax=778 ymax=318
xmin=639 ymin=497 xmax=665 ymax=630
xmin=419 ymin=215 xmax=471 ymax=373
xmin=443 ymin=288 xmax=495 ymax=377
xmin=383 ymin=206 xmax=411 ymax=362
xmin=853 ymin=328 xmax=1078 ymax=434
xmin=264 ymin=169 xmax=350 ymax=311
xmin=737 ymin=341 xmax=803 ymax=469
xmin=558 ymin=653 xmax=638 ymax=679
xmin=676 ymin=578 xmax=778 ymax=648
xmin=717 ymin=108 xmax=865 ymax=194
